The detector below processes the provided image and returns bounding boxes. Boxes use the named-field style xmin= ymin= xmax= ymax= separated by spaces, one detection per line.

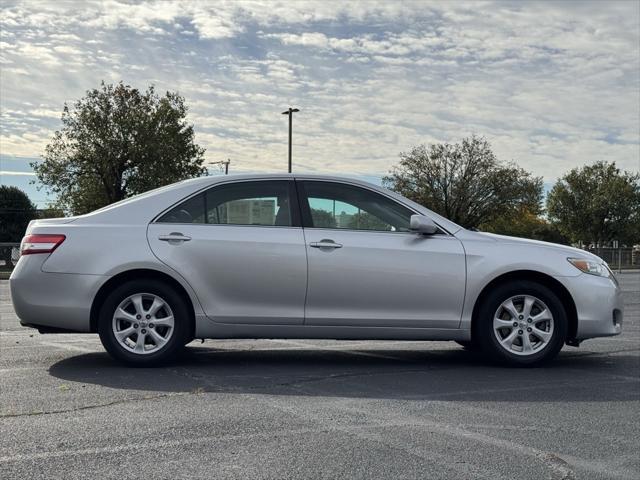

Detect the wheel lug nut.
xmin=527 ymin=318 xmax=532 ymax=323
xmin=146 ymin=315 xmax=151 ymax=319
xmin=141 ymin=329 xmax=147 ymax=334
xmin=149 ymin=323 xmax=155 ymax=328
xmin=133 ymin=323 xmax=139 ymax=329
xmin=527 ymin=327 xmax=532 ymax=332
xmin=518 ymin=315 xmax=524 ymax=320
xmin=136 ymin=315 xmax=141 ymax=320
xmin=513 ymin=322 xmax=518 ymax=327
xmin=518 ymin=330 xmax=523 ymax=335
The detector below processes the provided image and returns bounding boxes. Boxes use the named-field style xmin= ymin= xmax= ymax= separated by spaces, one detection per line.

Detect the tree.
xmin=348 ymin=212 xmax=391 ymax=231
xmin=33 ymin=81 xmax=206 ymax=215
xmin=0 ymin=186 xmax=36 ymax=241
xmin=309 ymin=208 xmax=337 ymax=228
xmin=480 ymin=207 xmax=570 ymax=244
xmin=383 ymin=136 xmax=543 ymax=229
xmin=37 ymin=207 xmax=66 ymax=219
xmin=0 ymin=186 xmax=36 ymax=266
xmin=547 ymin=161 xmax=640 ymax=246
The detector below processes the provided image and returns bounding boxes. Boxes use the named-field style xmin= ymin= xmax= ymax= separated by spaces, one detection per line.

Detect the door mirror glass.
xmin=410 ymin=215 xmax=438 ymax=235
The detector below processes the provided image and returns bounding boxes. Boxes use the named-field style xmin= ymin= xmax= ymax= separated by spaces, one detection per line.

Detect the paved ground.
xmin=1 ymin=274 xmax=638 ymax=480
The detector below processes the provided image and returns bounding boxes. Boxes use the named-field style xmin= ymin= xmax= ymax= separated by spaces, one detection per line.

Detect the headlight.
xmin=567 ymin=258 xmax=611 ymax=277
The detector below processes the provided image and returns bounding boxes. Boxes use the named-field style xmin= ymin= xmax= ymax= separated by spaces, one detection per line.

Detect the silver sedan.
xmin=10 ymin=174 xmax=623 ymax=366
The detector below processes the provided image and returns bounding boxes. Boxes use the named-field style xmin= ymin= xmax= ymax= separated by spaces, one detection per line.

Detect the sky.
xmin=1 ymin=0 xmax=639 ymax=206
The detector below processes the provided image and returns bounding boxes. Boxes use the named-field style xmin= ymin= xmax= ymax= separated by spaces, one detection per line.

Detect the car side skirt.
xmin=194 ymin=315 xmax=471 ymax=341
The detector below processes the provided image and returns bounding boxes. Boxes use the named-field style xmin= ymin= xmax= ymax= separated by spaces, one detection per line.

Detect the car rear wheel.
xmin=98 ymin=279 xmax=190 ymax=366
xmin=475 ymin=280 xmax=567 ymax=366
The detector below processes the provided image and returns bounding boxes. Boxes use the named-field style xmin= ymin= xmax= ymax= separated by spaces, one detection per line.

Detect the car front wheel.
xmin=98 ymin=279 xmax=190 ymax=366
xmin=475 ymin=281 xmax=568 ymax=366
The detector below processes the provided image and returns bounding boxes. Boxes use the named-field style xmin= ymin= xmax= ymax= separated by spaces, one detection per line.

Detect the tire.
xmin=475 ymin=280 xmax=567 ymax=366
xmin=98 ymin=279 xmax=191 ymax=366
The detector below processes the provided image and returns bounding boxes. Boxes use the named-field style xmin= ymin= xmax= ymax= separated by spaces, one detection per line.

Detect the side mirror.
xmin=410 ymin=214 xmax=438 ymax=235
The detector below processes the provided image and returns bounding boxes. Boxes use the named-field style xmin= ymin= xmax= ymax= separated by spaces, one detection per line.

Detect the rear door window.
xmin=157 ymin=180 xmax=296 ymax=227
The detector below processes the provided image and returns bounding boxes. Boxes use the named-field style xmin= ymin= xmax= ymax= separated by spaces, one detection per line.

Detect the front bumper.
xmin=557 ymin=273 xmax=624 ymax=340
xmin=9 ymin=255 xmax=106 ymax=333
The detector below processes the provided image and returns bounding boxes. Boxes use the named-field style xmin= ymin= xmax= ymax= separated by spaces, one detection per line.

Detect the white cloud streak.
xmin=0 ymin=171 xmax=36 ymax=176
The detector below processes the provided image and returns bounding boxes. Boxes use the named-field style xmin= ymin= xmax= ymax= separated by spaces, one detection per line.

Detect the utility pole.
xmin=281 ymin=107 xmax=299 ymax=173
xmin=207 ymin=159 xmax=230 ymax=175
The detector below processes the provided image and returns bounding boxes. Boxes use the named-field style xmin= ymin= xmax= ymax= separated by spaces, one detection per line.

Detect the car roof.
xmin=179 ymin=172 xmax=376 ymax=184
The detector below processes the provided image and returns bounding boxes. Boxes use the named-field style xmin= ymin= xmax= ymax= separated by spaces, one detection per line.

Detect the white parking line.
xmin=0 ymin=366 xmax=41 ymax=373
xmin=0 ymin=427 xmax=320 ymax=464
xmin=37 ymin=341 xmax=96 ymax=353
xmin=269 ymin=339 xmax=404 ymax=360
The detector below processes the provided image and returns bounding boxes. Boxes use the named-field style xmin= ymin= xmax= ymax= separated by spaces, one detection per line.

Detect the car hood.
xmin=461 ymin=231 xmax=604 ymax=262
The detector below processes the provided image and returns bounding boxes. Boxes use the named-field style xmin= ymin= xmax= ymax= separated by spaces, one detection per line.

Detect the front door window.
xmin=300 ymin=181 xmax=413 ymax=232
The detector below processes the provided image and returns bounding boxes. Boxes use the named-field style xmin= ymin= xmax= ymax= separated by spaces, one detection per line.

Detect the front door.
xmin=148 ymin=179 xmax=307 ymax=325
xmin=297 ymin=180 xmax=466 ymax=328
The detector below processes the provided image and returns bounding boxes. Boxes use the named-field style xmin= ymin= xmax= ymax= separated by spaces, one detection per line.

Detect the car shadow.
xmin=48 ymin=345 xmax=640 ymax=403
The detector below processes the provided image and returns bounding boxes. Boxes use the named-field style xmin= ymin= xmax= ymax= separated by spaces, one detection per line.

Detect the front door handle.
xmin=309 ymin=239 xmax=343 ymax=249
xmin=158 ymin=232 xmax=192 ymax=243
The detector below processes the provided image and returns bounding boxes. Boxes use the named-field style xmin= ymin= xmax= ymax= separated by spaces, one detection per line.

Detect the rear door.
xmin=148 ymin=179 xmax=307 ymax=325
xmin=298 ymin=180 xmax=466 ymax=328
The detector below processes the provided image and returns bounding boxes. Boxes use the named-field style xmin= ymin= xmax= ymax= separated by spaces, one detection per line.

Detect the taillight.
xmin=21 ymin=234 xmax=66 ymax=255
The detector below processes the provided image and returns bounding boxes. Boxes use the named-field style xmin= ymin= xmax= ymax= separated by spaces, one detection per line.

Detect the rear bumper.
xmin=9 ymin=255 xmax=105 ymax=333
xmin=557 ymin=273 xmax=624 ymax=340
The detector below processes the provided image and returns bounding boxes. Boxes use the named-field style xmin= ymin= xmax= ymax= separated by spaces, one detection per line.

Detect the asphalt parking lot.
xmin=1 ymin=274 xmax=638 ymax=480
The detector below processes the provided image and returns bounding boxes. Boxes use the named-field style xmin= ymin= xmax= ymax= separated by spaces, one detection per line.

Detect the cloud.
xmin=0 ymin=0 xmax=638 ymax=188
xmin=52 ymin=45 xmax=84 ymax=55
xmin=269 ymin=31 xmax=447 ymax=58
xmin=273 ymin=32 xmax=330 ymax=49
xmin=0 ymin=170 xmax=36 ymax=176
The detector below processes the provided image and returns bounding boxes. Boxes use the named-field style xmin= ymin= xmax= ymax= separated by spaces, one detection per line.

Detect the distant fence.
xmin=0 ymin=243 xmax=20 ymax=270
xmin=587 ymin=247 xmax=638 ymax=270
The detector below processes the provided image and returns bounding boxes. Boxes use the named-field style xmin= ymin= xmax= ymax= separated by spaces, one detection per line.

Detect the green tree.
xmin=383 ymin=136 xmax=543 ymax=229
xmin=480 ymin=207 xmax=570 ymax=244
xmin=33 ymin=81 xmax=206 ymax=215
xmin=0 ymin=186 xmax=36 ymax=266
xmin=37 ymin=207 xmax=66 ymax=219
xmin=547 ymin=161 xmax=640 ymax=246
xmin=348 ymin=211 xmax=391 ymax=231
xmin=309 ymin=208 xmax=337 ymax=228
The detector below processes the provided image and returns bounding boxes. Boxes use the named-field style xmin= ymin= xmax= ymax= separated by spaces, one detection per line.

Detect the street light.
xmin=281 ymin=107 xmax=299 ymax=173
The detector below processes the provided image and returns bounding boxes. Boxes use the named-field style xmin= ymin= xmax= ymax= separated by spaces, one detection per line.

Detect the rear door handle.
xmin=309 ymin=239 xmax=343 ymax=249
xmin=158 ymin=232 xmax=192 ymax=243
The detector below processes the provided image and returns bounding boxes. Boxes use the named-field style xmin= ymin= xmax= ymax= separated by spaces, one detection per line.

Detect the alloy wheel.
xmin=112 ymin=293 xmax=175 ymax=355
xmin=492 ymin=294 xmax=554 ymax=356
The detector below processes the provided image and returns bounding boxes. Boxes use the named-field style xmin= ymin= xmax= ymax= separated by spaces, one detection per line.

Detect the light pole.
xmin=281 ymin=107 xmax=299 ymax=173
